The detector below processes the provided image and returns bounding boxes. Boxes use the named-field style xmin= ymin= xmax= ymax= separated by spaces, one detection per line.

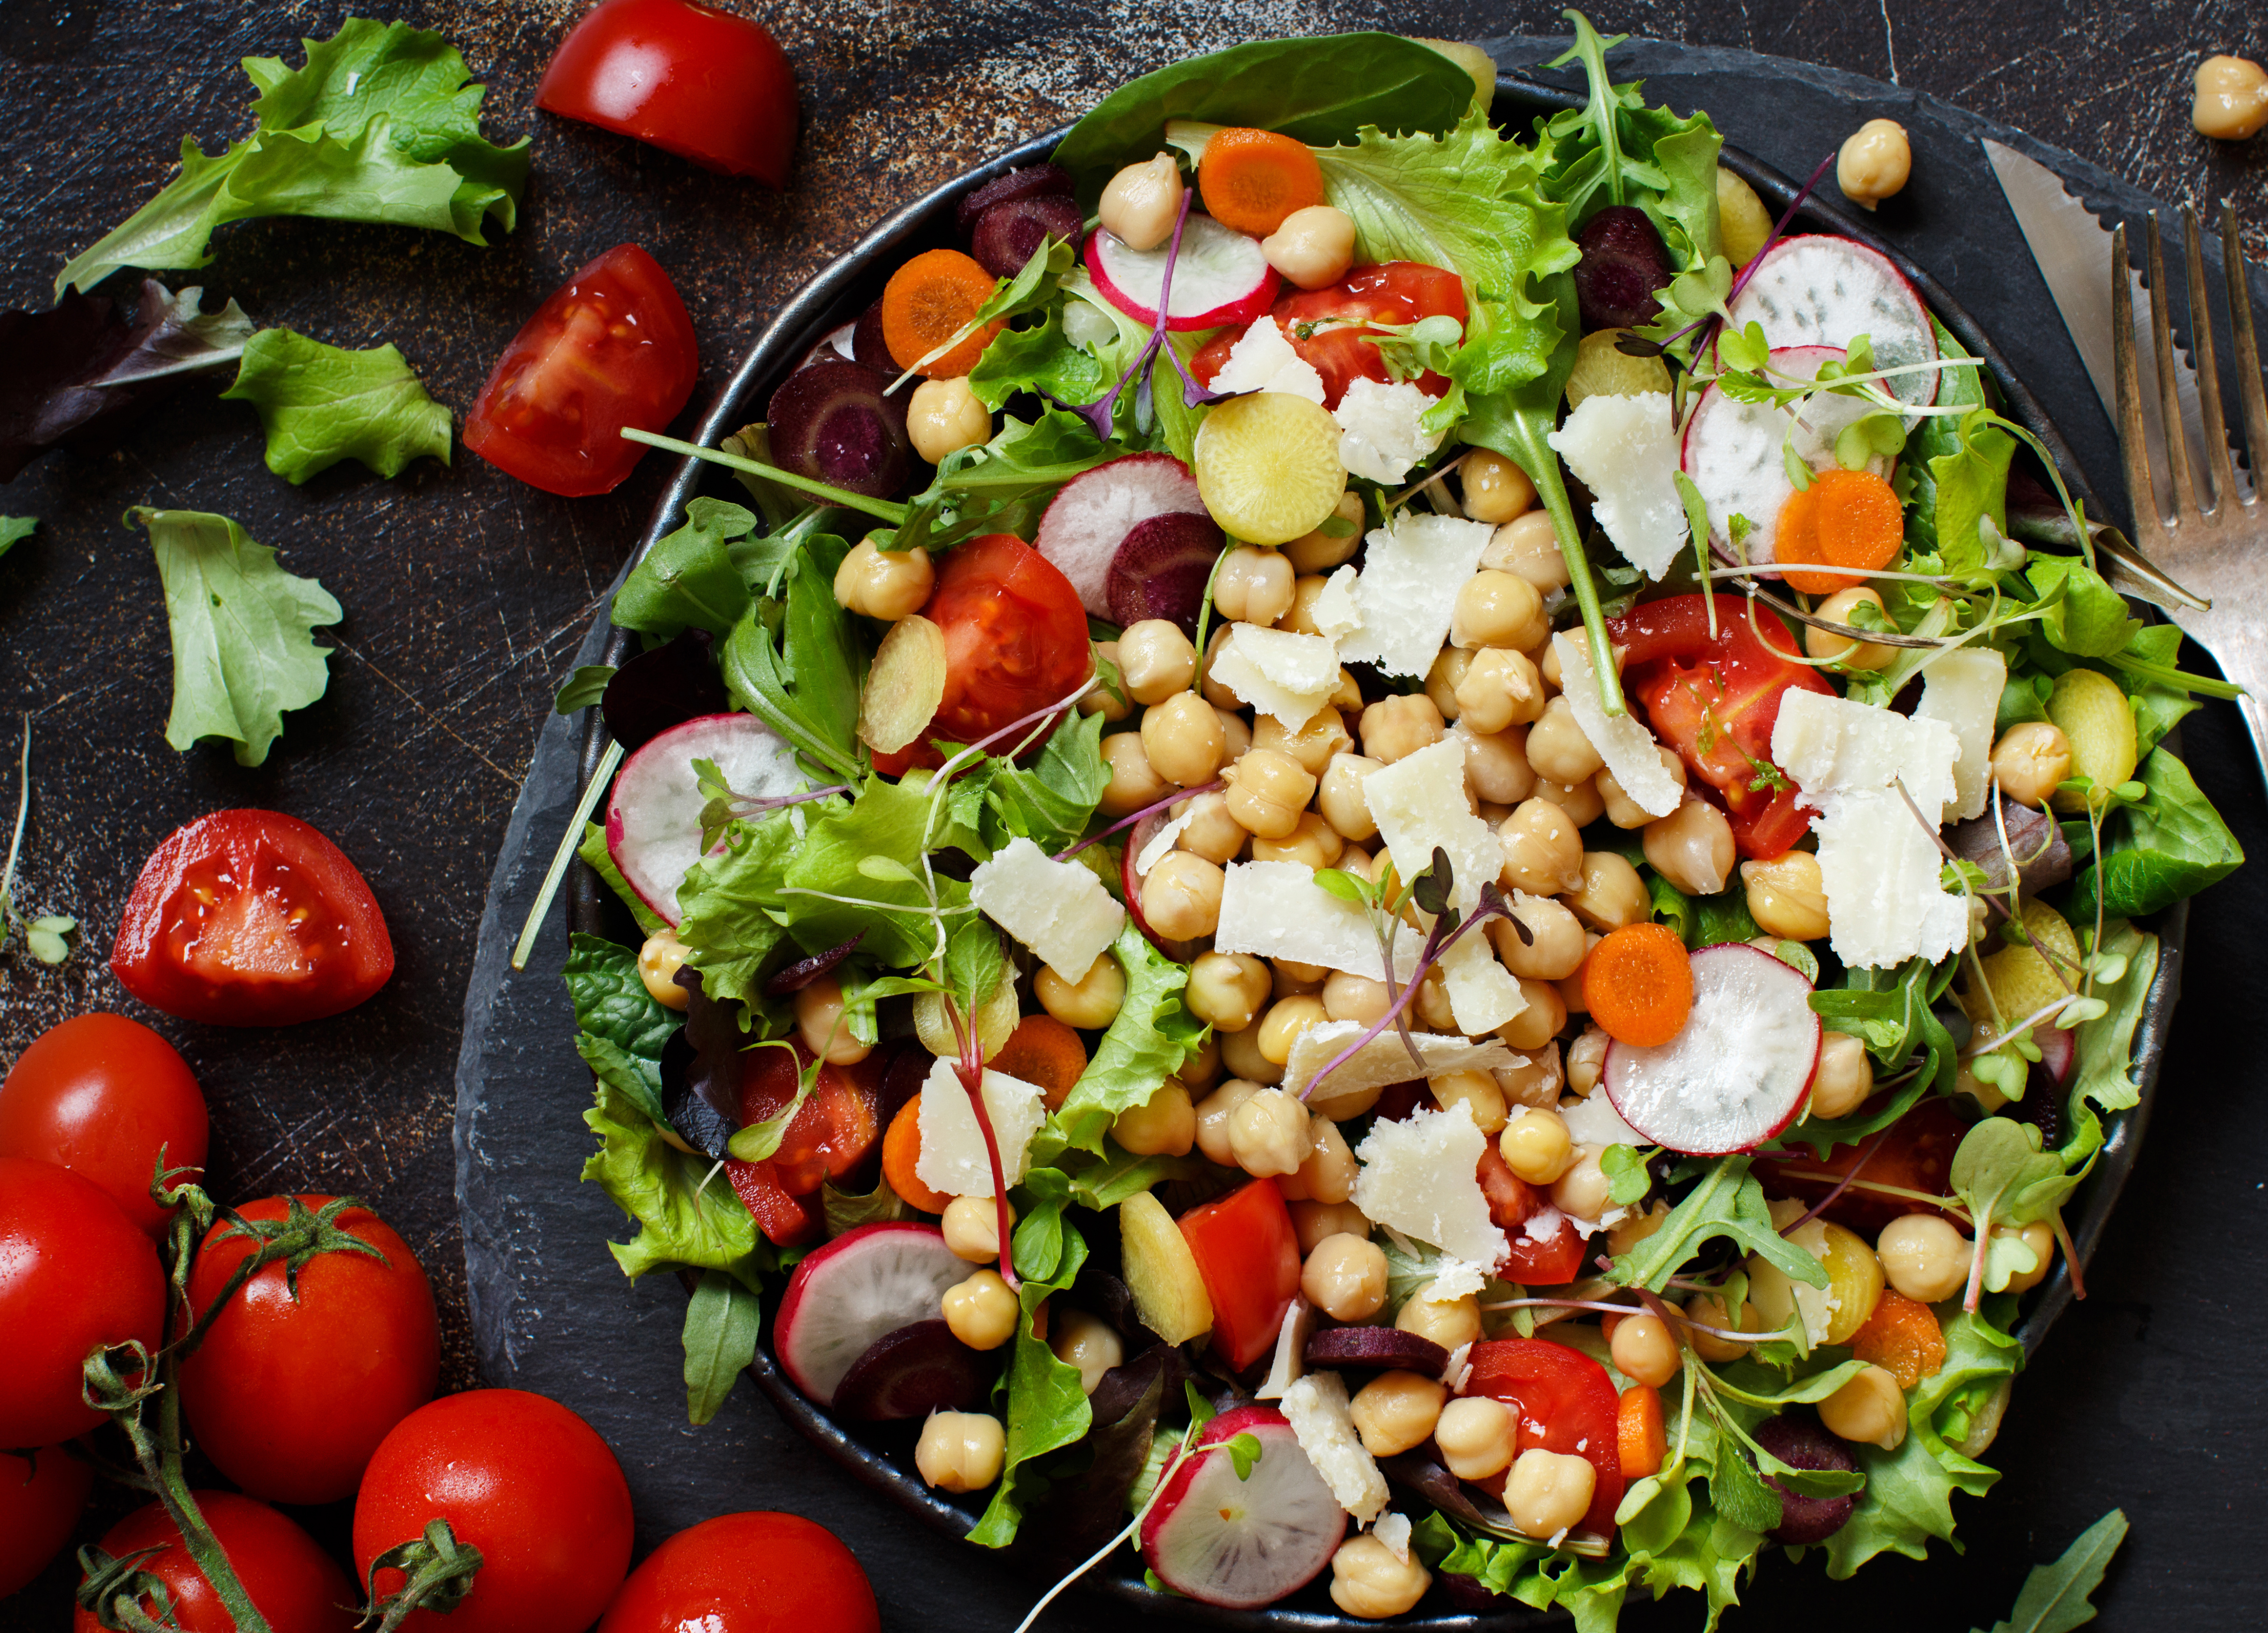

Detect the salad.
xmin=558 ymin=19 xmax=2243 ymax=1628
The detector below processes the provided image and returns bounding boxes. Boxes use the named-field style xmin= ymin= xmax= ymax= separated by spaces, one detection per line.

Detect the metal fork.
xmin=2108 ymin=209 xmax=2268 ymax=781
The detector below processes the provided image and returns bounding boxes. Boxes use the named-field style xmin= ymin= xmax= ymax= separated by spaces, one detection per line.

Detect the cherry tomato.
xmin=1178 ymin=1177 xmax=1301 ymax=1372
xmin=179 ymin=1195 xmax=441 ymax=1506
xmin=1477 ymin=1144 xmax=1590 ymax=1285
xmin=1606 ymin=594 xmax=1835 ymax=859
xmin=1753 ymin=1094 xmax=1970 ymax=1235
xmin=0 ymin=1156 xmax=165 ymax=1448
xmin=0 ymin=1447 xmax=93 ymax=1598
xmin=721 ymin=1044 xmax=881 ymax=1246
xmin=595 ymin=1512 xmax=880 ymax=1633
xmin=1191 ymin=262 xmax=1467 ymax=407
xmin=75 ymin=1491 xmax=357 ymax=1633
xmin=1466 ymin=1337 xmax=1626 ymax=1538
xmin=111 ymin=809 xmax=395 ymax=1027
xmin=0 ymin=1012 xmax=207 ymax=1235
xmin=465 ymin=243 xmax=699 ymax=497
xmin=537 ymin=0 xmax=798 ymax=187
xmin=354 ymin=1389 xmax=634 ymax=1633
xmin=873 ymin=533 xmax=1093 ymax=774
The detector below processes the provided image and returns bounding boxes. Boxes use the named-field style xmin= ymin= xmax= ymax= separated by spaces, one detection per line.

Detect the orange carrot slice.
xmin=1618 ymin=1382 xmax=1667 ymax=1480
xmin=1197 ymin=128 xmax=1328 ymax=236
xmin=1583 ymin=923 xmax=1695 ymax=1047
xmin=990 ymin=1014 xmax=1089 ymax=1111
xmin=880 ymin=248 xmax=1003 ymax=378
xmin=881 ymin=1096 xmax=952 ymax=1214
xmin=1849 ymin=1288 xmax=1946 ymax=1390
xmin=1774 ymin=466 xmax=1904 ymax=596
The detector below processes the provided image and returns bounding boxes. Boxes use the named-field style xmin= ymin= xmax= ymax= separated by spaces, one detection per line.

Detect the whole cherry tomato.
xmin=464 ymin=243 xmax=698 ymax=497
xmin=111 ymin=809 xmax=395 ymax=1027
xmin=595 ymin=1512 xmax=880 ymax=1633
xmin=1178 ymin=1177 xmax=1301 ymax=1371
xmin=0 ymin=1447 xmax=93 ymax=1598
xmin=0 ymin=1012 xmax=207 ymax=1235
xmin=1192 ymin=262 xmax=1468 ymax=407
xmin=354 ymin=1389 xmax=634 ymax=1633
xmin=0 ymin=1156 xmax=165 ymax=1448
xmin=179 ymin=1195 xmax=441 ymax=1506
xmin=1466 ymin=1337 xmax=1626 ymax=1538
xmin=74 ymin=1491 xmax=357 ymax=1633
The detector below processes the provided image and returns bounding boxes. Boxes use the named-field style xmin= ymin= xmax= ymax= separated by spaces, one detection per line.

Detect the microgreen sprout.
xmin=0 ymin=716 xmax=76 ymax=968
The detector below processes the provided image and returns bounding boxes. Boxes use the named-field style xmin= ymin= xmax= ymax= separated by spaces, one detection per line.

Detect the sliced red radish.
xmin=1722 ymin=235 xmax=1940 ymax=408
xmin=1034 ymin=452 xmax=1216 ymax=620
xmin=605 ymin=712 xmax=804 ymax=925
xmin=1680 ymin=345 xmax=1893 ymax=563
xmin=1604 ymin=942 xmax=1821 ymax=1156
xmin=774 ymin=1223 xmax=970 ymax=1407
xmin=1087 ymin=219 xmax=1281 ymax=334
xmin=1140 ymin=1404 xmax=1346 ymax=1609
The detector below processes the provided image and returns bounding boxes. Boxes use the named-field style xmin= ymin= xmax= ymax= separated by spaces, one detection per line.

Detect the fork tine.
xmin=2225 ymin=209 xmax=2268 ymax=496
xmin=2146 ymin=213 xmax=2203 ymax=520
xmin=2111 ymin=223 xmax=2163 ymax=527
xmin=2183 ymin=206 xmax=2235 ymax=510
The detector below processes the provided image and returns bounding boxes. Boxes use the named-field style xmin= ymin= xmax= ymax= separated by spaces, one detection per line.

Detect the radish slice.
xmin=605 ymin=713 xmax=803 ymax=926
xmin=1087 ymin=220 xmax=1281 ymax=334
xmin=1679 ymin=345 xmax=1892 ymax=562
xmin=1034 ymin=451 xmax=1215 ymax=620
xmin=773 ymin=1223 xmax=970 ymax=1407
xmin=1722 ymin=235 xmax=1939 ymax=408
xmin=1604 ymin=943 xmax=1821 ymax=1155
xmin=1140 ymin=1405 xmax=1345 ymax=1608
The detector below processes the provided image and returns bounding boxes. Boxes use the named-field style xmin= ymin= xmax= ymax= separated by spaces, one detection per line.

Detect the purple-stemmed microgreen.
xmin=693 ymin=758 xmax=850 ymax=853
xmin=1055 ymin=779 xmax=1222 ymax=862
xmin=1075 ymin=190 xmax=1224 ymax=443
xmin=941 ymin=991 xmax=1018 ymax=1288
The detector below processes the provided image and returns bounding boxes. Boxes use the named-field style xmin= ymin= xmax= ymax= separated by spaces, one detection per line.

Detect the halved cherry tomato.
xmin=0 ymin=1013 xmax=207 ymax=1235
xmin=1466 ymin=1337 xmax=1626 ymax=1538
xmin=722 ymin=1043 xmax=883 ymax=1246
xmin=1178 ymin=1178 xmax=1301 ymax=1372
xmin=596 ymin=1512 xmax=880 ymax=1633
xmin=1753 ymin=1094 xmax=1970 ymax=1235
xmin=1478 ymin=1143 xmax=1590 ymax=1285
xmin=465 ymin=243 xmax=698 ymax=497
xmin=111 ymin=810 xmax=394 ymax=1027
xmin=537 ymin=0 xmax=798 ymax=187
xmin=873 ymin=533 xmax=1092 ymax=774
xmin=1606 ymin=594 xmax=1835 ymax=859
xmin=1191 ymin=262 xmax=1468 ymax=407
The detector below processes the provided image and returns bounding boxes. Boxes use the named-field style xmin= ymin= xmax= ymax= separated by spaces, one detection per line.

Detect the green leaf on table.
xmin=2067 ymin=748 xmax=2243 ymax=921
xmin=0 ymin=517 xmax=34 ymax=559
xmin=127 ymin=506 xmax=341 ymax=767
xmin=614 ymin=498 xmax=762 ymax=639
xmin=1972 ymin=1507 xmax=2128 ymax=1633
xmin=681 ymin=1268 xmax=761 ymax=1426
xmin=220 ymin=328 xmax=449 ymax=482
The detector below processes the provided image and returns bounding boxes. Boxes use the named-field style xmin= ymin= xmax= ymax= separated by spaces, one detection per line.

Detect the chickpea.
xmin=1495 ymin=1041 xmax=1564 ymax=1109
xmin=1098 ymin=730 xmax=1172 ymax=816
xmin=1219 ymin=1024 xmax=1284 ymax=1087
xmin=1296 ymin=1115 xmax=1357 ymax=1204
xmin=1537 ymin=773 xmax=1607 ymax=828
xmin=1990 ymin=721 xmax=2073 ymax=809
xmin=1425 ymin=647 xmax=1474 ymax=723
xmin=794 ymin=974 xmax=872 ymax=1064
xmin=637 ymin=927 xmax=692 ymax=1010
xmin=1214 ymin=545 xmax=1296 ymax=626
xmin=1557 ymin=939 xmax=1598 ymax=1017
xmin=1414 ymin=968 xmax=1459 ymax=1032
xmin=1504 ymin=1448 xmax=1597 ymax=1540
xmin=1877 ymin=1213 xmax=1969 ymax=1303
xmin=1741 ymin=851 xmax=1831 ymax=942
xmin=1598 ymin=747 xmax=1686 ymax=829
xmin=1292 ymin=1199 xmax=1372 ymax=1255
xmin=1565 ymin=1026 xmax=1610 ymax=1097
xmin=1567 ymin=852 xmax=1650 ymax=932
xmin=1360 ymin=693 xmax=1446 ymax=765
xmin=1492 ymin=892 xmax=1587 ymax=982
xmin=1519 ymin=699 xmax=1599 ymax=789
xmin=1117 ymin=619 xmax=1198 ymax=705
xmin=1215 ymin=707 xmax=1252 ymax=766
xmin=2194 ymin=54 xmax=2268 ymax=140
xmin=1500 ymin=1106 xmax=1575 ymax=1185
xmin=1329 ymin=1534 xmax=1432 ymax=1620
xmin=1036 ymin=953 xmax=1126 ymax=1030
xmin=1416 ymin=1069 xmax=1499 ymax=1137
xmin=1318 ymin=751 xmax=1384 ymax=841
xmin=1499 ymin=798 xmax=1586 ymax=896
xmin=1315 ymin=972 xmax=1387 ymax=1031
xmin=1272 ymin=958 xmax=1328 ymax=1000
xmin=1142 ymin=850 xmax=1225 ymax=940
xmin=1286 ymin=492 xmax=1367 ymax=574
xmin=1254 ymin=705 xmax=1352 ymax=778
xmin=1302 ymin=1232 xmax=1389 ymax=1322
xmin=1194 ymin=1079 xmax=1263 ymax=1167
xmin=942 ymin=1195 xmax=1010 ymax=1262
xmin=1397 ymin=1285 xmax=1482 ymax=1349
xmin=1820 ymin=1364 xmax=1908 ymax=1450
xmin=1330 ymin=666 xmax=1365 ymax=714
xmin=1349 ymin=1370 xmax=1447 ymax=1457
xmin=1606 ymin=1199 xmax=1671 ymax=1258
xmin=1098 ymin=151 xmax=1184 ymax=251
xmin=1643 ymin=797 xmax=1736 ymax=897
xmin=833 ymin=538 xmax=938 ymax=621
xmin=1256 ymin=995 xmax=1329 ymax=1066
xmin=1483 ymin=509 xmax=1572 ymax=594
xmin=916 ymin=1408 xmax=1007 ymax=1493
xmin=1609 ymin=1313 xmax=1681 ymax=1388
xmin=1227 ymin=1088 xmax=1311 ymax=1177
xmin=1996 ymin=1220 xmax=2056 ymax=1294
xmin=1080 ymin=640 xmax=1131 ymax=722
xmin=1455 ymin=648 xmax=1547 ymax=737
xmin=942 ymin=1270 xmax=1019 ymax=1350
xmin=1460 ymin=449 xmax=1537 ymax=525
xmin=1435 ymin=1395 xmax=1518 ymax=1482
xmin=1491 ymin=977 xmax=1562 ymax=1052
xmin=1223 ymin=748 xmax=1317 ymax=839
xmin=1837 ymin=117 xmax=1911 ymax=211
xmin=906 ymin=377 xmax=993 ymax=465
xmin=1113 ymin=1079 xmax=1196 ymax=1157
xmin=1552 ymin=1145 xmax=1612 ymax=1221
xmin=1139 ymin=692 xmax=1226 ymax=789
xmin=1169 ymin=789 xmax=1246 ymax=866
xmin=1808 ymin=1032 xmax=1874 ymax=1120
xmin=1261 ymin=203 xmax=1357 ymax=290
xmin=1678 ymin=1292 xmax=1754 ymax=1362
xmin=1805 ymin=586 xmax=1896 ymax=669
xmin=1198 ymin=624 xmax=1239 ymax=710
xmin=1453 ymin=569 xmax=1551 ymax=651
xmin=1454 ymin=727 xmax=1536 ymax=815
xmin=1180 ymin=1033 xmax=1223 ymax=1093
xmin=1180 ymin=952 xmax=1266 ymax=1034
xmin=1252 ymin=809 xmax=1344 ymax=871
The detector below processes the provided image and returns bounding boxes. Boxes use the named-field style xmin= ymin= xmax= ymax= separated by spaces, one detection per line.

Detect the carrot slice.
xmin=880 ymin=1096 xmax=952 ymax=1214
xmin=1617 ymin=1382 xmax=1667 ymax=1480
xmin=1849 ymin=1288 xmax=1946 ymax=1390
xmin=990 ymin=1014 xmax=1088 ymax=1111
xmin=1774 ymin=466 xmax=1904 ymax=596
xmin=1197 ymin=127 xmax=1327 ymax=236
xmin=880 ymin=248 xmax=1003 ymax=378
xmin=1582 ymin=923 xmax=1695 ymax=1047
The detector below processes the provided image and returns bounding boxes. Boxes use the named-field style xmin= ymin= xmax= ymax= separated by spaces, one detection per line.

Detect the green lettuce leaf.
xmin=2068 ymin=747 xmax=2243 ymax=920
xmin=718 ymin=535 xmax=865 ymax=783
xmin=1929 ymin=407 xmax=2016 ymax=575
xmin=681 ymin=1268 xmax=761 ymax=1426
xmin=968 ymin=1172 xmax=1092 ymax=1547
xmin=968 ymin=312 xmax=1108 ymax=412
xmin=564 ymin=931 xmax=677 ymax=1125
xmin=612 ymin=498 xmax=761 ymax=638
xmin=582 ymin=1070 xmax=770 ymax=1292
xmin=127 ymin=506 xmax=341 ymax=767
xmin=221 ymin=327 xmax=449 ymax=482
xmin=890 ymin=409 xmax=1113 ymax=557
xmin=675 ymin=808 xmax=800 ymax=1008
xmin=2026 ymin=558 xmax=2141 ymax=659
xmin=2069 ymin=920 xmax=2157 ymax=1114
xmin=1045 ymin=922 xmax=1208 ymax=1156
xmin=0 ymin=517 xmax=33 ymax=563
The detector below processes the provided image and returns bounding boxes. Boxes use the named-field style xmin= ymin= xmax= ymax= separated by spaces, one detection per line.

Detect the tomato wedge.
xmin=1752 ymin=1094 xmax=1970 ymax=1235
xmin=1466 ymin=1337 xmax=1626 ymax=1538
xmin=722 ymin=1042 xmax=883 ymax=1247
xmin=1607 ymin=594 xmax=1835 ymax=859
xmin=1478 ymin=1144 xmax=1590 ymax=1285
xmin=111 ymin=811 xmax=393 ymax=1027
xmin=1178 ymin=1178 xmax=1300 ymax=1372
xmin=1191 ymin=262 xmax=1467 ymax=407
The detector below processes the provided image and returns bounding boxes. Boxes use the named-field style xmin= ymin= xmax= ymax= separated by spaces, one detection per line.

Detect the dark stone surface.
xmin=3 ymin=0 xmax=2266 ymax=1628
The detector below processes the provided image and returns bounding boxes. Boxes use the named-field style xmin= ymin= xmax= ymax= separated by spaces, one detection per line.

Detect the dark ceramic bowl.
xmin=571 ymin=74 xmax=2184 ymax=1631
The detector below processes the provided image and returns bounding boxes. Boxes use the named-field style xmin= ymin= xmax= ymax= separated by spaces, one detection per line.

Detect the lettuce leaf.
xmin=0 ymin=518 xmax=33 ymax=559
xmin=968 ymin=1170 xmax=1092 ymax=1547
xmin=564 ymin=931 xmax=677 ymax=1125
xmin=2067 ymin=748 xmax=2243 ymax=920
xmin=612 ymin=498 xmax=761 ymax=639
xmin=221 ymin=327 xmax=449 ymax=482
xmin=581 ymin=1069 xmax=770 ymax=1292
xmin=2069 ymin=921 xmax=2158 ymax=1114
xmin=578 ymin=821 xmax=667 ymax=938
xmin=1045 ymin=922 xmax=1208 ymax=1157
xmin=675 ymin=807 xmax=799 ymax=1008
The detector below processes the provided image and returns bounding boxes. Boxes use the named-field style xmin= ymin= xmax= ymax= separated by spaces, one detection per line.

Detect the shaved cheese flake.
xmin=1281 ymin=1370 xmax=1388 ymax=1523
xmin=1418 ymin=1258 xmax=1488 ymax=1303
xmin=1134 ymin=811 xmax=1194 ymax=878
xmin=1552 ymin=632 xmax=1680 ymax=818
xmin=1215 ymin=860 xmax=1420 ymax=980
xmin=1206 ymin=317 xmax=1326 ymax=403
xmin=1339 ymin=512 xmax=1494 ymax=678
xmin=1210 ymin=623 xmax=1341 ymax=727
xmin=1438 ymin=929 xmax=1526 ymax=1034
xmin=1334 ymin=377 xmax=1445 ymax=484
xmin=1351 ymin=1102 xmax=1507 ymax=1268
xmin=1256 ymin=1297 xmax=1317 ymax=1400
xmin=1544 ymin=392 xmax=1688 ymax=578
xmin=1286 ymin=1020 xmax=1516 ymax=1121
xmin=968 ymin=835 xmax=1126 ymax=983
xmin=1560 ymin=1091 xmax=1645 ymax=1149
xmin=1812 ymin=787 xmax=1971 ymax=968
xmin=1372 ymin=1512 xmax=1413 ymax=1563
xmin=1916 ymin=647 xmax=2007 ymax=821
xmin=1772 ymin=689 xmax=1958 ymax=814
xmin=915 ymin=1058 xmax=1046 ymax=1198
xmin=1362 ymin=737 xmax=1497 ymax=912
xmin=1314 ymin=564 xmax=1362 ymax=642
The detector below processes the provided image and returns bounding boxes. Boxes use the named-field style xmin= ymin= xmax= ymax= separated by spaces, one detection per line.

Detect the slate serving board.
xmin=455 ymin=35 xmax=2268 ymax=1632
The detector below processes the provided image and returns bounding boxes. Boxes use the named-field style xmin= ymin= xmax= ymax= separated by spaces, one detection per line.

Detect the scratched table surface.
xmin=4 ymin=0 xmax=2268 ymax=1626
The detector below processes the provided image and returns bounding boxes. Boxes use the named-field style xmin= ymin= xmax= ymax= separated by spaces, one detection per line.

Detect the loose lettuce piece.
xmin=222 ymin=328 xmax=449 ymax=482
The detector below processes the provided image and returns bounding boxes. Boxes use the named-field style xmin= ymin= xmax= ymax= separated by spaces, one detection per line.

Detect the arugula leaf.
xmin=582 ymin=1068 xmax=772 ymax=1292
xmin=2070 ymin=921 xmax=2157 ymax=1114
xmin=221 ymin=327 xmax=449 ymax=482
xmin=1611 ymin=1155 xmax=1828 ymax=1292
xmin=719 ymin=546 xmax=865 ymax=783
xmin=974 ymin=708 xmax=1109 ymax=854
xmin=128 ymin=506 xmax=341 ymax=767
xmin=613 ymin=498 xmax=762 ymax=639
xmin=2068 ymin=747 xmax=2243 ymax=920
xmin=58 ymin=17 xmax=527 ymax=295
xmin=1542 ymin=14 xmax=1723 ymax=270
xmin=554 ymin=665 xmax=615 ymax=713
xmin=1047 ymin=922 xmax=1207 ymax=1155
xmin=1973 ymin=1508 xmax=2128 ymax=1633
xmin=564 ymin=931 xmax=678 ymax=1125
xmin=1704 ymin=1432 xmax=1782 ymax=1533
xmin=681 ymin=1268 xmax=761 ymax=1425
xmin=579 ymin=820 xmax=668 ymax=937
xmin=968 ymin=1180 xmax=1092 ymax=1547
xmin=0 ymin=518 xmax=33 ymax=559
xmin=892 ymin=409 xmax=1113 ymax=556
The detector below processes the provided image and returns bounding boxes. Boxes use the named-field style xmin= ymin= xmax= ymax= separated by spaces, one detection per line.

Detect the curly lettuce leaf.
xmin=221 ymin=328 xmax=449 ymax=482
xmin=582 ymin=1069 xmax=770 ymax=1292
xmin=1044 ymin=922 xmax=1208 ymax=1157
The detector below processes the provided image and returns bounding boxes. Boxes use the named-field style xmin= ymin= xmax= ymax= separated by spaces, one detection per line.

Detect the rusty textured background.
xmin=3 ymin=0 xmax=2267 ymax=1625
